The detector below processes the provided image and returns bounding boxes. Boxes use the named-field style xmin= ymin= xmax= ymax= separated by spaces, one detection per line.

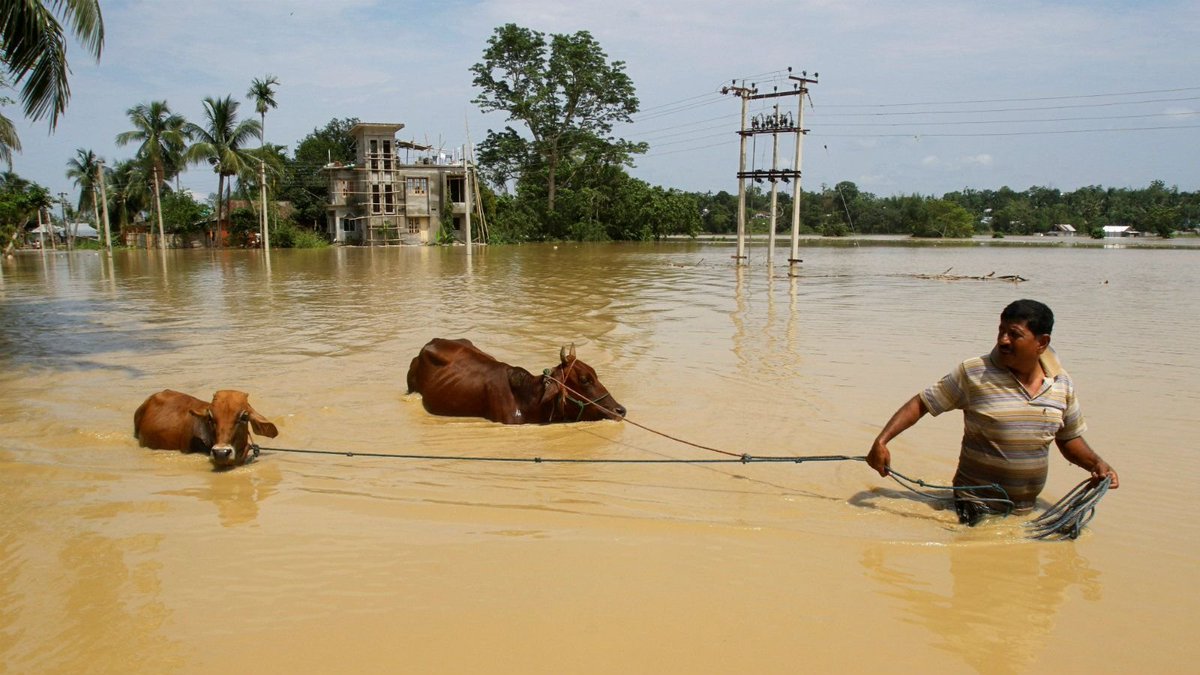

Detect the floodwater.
xmin=1 ymin=240 xmax=1196 ymax=674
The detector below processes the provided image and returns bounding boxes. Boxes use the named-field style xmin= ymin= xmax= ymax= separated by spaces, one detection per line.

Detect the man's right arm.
xmin=867 ymin=394 xmax=929 ymax=477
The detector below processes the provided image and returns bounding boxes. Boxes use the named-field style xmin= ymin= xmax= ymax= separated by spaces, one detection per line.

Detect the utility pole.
xmin=768 ymin=102 xmax=781 ymax=267
xmin=96 ymin=160 xmax=113 ymax=254
xmin=788 ymin=70 xmax=817 ymax=277
xmin=36 ymin=204 xmax=45 ymax=255
xmin=58 ymin=192 xmax=71 ymax=249
xmin=727 ymin=67 xmax=816 ymax=273
xmin=259 ymin=160 xmax=271 ymax=252
xmin=153 ymin=165 xmax=165 ymax=250
xmin=723 ymin=81 xmax=755 ymax=265
xmin=463 ymin=144 xmax=472 ymax=258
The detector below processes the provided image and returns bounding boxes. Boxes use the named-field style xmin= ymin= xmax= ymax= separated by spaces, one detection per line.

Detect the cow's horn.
xmin=560 ymin=343 xmax=576 ymax=363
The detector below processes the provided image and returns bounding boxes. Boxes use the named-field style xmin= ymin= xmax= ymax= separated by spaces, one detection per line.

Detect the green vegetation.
xmin=688 ymin=180 xmax=1199 ymax=239
xmin=471 ymin=24 xmax=692 ymax=241
xmin=0 ymin=172 xmax=50 ymax=252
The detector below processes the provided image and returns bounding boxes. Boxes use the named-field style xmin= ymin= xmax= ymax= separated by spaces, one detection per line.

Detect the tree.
xmin=184 ymin=95 xmax=261 ymax=245
xmin=912 ymin=199 xmax=975 ymax=238
xmin=64 ymin=147 xmax=100 ymax=226
xmin=116 ymin=101 xmax=187 ymax=248
xmin=0 ymin=0 xmax=104 ymax=162
xmin=281 ymin=117 xmax=358 ymax=227
xmin=0 ymin=171 xmax=50 ymax=252
xmin=246 ymin=75 xmax=280 ymax=144
xmin=159 ymin=188 xmax=210 ymax=234
xmin=471 ymin=23 xmax=645 ymax=226
xmin=105 ymin=158 xmax=148 ymax=233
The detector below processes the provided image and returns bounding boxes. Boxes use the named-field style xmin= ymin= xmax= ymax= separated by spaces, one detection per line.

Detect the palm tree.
xmin=65 ymin=147 xmax=101 ymax=238
xmin=184 ymin=95 xmax=261 ymax=246
xmin=0 ymin=83 xmax=20 ymax=169
xmin=106 ymin=158 xmax=149 ymax=235
xmin=116 ymin=101 xmax=187 ymax=248
xmin=0 ymin=0 xmax=104 ymax=162
xmin=246 ymin=75 xmax=279 ymax=245
xmin=246 ymin=75 xmax=279 ymax=145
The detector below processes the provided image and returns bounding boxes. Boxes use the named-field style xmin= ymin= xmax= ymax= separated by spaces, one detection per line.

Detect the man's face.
xmin=995 ymin=319 xmax=1048 ymax=371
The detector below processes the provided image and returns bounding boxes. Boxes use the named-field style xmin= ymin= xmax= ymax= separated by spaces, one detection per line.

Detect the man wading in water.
xmin=867 ymin=299 xmax=1120 ymax=525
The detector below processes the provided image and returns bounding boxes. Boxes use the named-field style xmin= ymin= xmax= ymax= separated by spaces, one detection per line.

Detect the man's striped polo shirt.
xmin=919 ymin=347 xmax=1087 ymax=509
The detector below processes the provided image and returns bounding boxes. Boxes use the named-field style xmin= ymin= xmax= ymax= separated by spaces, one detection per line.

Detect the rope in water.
xmin=254 ymin=444 xmax=864 ymax=465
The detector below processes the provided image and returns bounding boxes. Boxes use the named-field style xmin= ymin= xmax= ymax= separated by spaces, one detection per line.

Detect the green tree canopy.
xmin=471 ymin=23 xmax=645 ymax=233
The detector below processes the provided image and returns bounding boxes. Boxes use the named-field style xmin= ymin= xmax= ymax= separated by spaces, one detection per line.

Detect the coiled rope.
xmin=1026 ymin=476 xmax=1111 ymax=540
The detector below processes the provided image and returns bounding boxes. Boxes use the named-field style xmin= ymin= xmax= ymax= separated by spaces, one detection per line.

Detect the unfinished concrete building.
xmin=323 ymin=122 xmax=474 ymax=245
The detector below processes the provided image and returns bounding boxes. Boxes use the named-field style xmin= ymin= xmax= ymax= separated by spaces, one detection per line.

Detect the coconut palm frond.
xmin=0 ymin=111 xmax=21 ymax=169
xmin=1 ymin=0 xmax=105 ymax=128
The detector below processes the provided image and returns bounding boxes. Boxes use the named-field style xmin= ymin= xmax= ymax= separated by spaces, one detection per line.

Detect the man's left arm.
xmin=1055 ymin=436 xmax=1120 ymax=488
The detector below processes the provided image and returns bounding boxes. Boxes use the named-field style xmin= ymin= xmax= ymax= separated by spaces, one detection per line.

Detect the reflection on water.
xmin=862 ymin=541 xmax=1101 ymax=674
xmin=1 ymin=242 xmax=1197 ymax=672
xmin=159 ymin=461 xmax=284 ymax=528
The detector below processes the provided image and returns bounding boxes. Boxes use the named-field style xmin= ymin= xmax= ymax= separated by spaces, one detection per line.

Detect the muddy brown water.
xmin=1 ymin=241 xmax=1197 ymax=673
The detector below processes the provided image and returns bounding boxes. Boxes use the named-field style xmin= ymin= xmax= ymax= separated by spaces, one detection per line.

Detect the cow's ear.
xmin=249 ymin=412 xmax=278 ymax=438
xmin=189 ymin=405 xmax=212 ymax=420
xmin=508 ymin=366 xmax=534 ymax=392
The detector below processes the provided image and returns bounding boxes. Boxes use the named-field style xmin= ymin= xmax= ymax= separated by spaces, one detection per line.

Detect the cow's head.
xmin=546 ymin=344 xmax=626 ymax=422
xmin=189 ymin=390 xmax=278 ymax=468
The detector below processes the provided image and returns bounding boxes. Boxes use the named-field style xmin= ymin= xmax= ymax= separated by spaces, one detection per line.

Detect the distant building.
xmin=1048 ymin=223 xmax=1076 ymax=236
xmin=323 ymin=122 xmax=470 ymax=245
xmin=1102 ymin=225 xmax=1140 ymax=237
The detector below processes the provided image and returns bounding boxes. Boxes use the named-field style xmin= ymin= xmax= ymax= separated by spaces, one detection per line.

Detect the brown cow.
xmin=406 ymin=338 xmax=626 ymax=424
xmin=133 ymin=389 xmax=278 ymax=468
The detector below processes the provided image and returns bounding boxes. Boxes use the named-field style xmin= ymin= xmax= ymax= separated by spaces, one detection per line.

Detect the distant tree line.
xmin=691 ymin=179 xmax=1200 ymax=240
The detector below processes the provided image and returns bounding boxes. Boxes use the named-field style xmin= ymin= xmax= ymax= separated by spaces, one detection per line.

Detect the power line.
xmin=811 ymin=123 xmax=1200 ymax=138
xmin=813 ymin=95 xmax=1200 ymax=118
xmin=817 ymin=85 xmax=1200 ymax=108
xmin=818 ymin=110 xmax=1200 ymax=128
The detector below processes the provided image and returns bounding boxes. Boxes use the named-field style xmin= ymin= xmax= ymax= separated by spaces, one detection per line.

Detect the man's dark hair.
xmin=1001 ymin=299 xmax=1054 ymax=335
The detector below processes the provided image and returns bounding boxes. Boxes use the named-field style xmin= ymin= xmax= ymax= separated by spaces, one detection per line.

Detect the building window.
xmin=344 ymin=217 xmax=356 ymax=232
xmin=384 ymin=188 xmax=394 ymax=214
xmin=408 ymin=221 xmax=420 ymax=234
xmin=406 ymin=177 xmax=428 ymax=195
xmin=447 ymin=176 xmax=465 ymax=203
xmin=383 ymin=141 xmax=393 ymax=171
xmin=371 ymin=184 xmax=381 ymax=213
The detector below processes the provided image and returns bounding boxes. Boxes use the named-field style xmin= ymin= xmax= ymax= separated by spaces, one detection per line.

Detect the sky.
xmin=9 ymin=0 xmax=1200 ymax=209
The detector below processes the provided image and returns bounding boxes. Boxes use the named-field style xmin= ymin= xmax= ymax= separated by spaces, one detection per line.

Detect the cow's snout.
xmin=613 ymin=404 xmax=627 ymax=418
xmin=210 ymin=445 xmax=235 ymax=465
